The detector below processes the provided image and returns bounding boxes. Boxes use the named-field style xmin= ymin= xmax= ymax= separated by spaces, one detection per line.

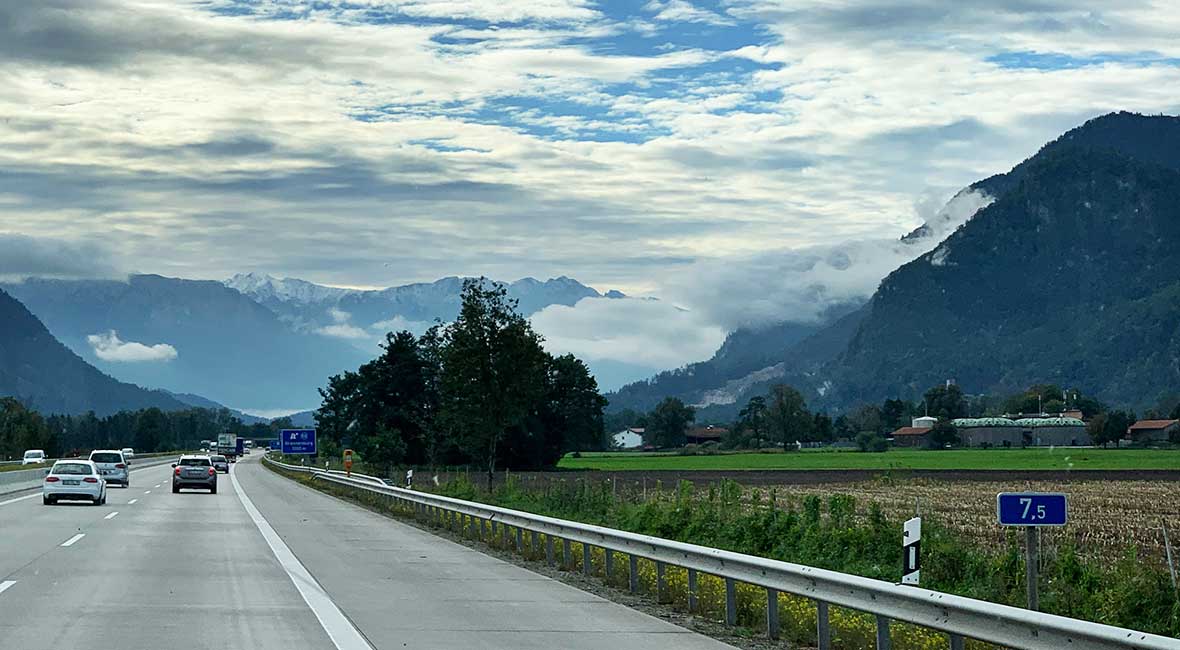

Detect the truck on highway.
xmin=217 ymin=433 xmax=239 ymax=461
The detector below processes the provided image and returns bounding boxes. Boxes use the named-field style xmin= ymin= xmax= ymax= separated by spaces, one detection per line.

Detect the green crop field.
xmin=557 ymin=447 xmax=1180 ymax=471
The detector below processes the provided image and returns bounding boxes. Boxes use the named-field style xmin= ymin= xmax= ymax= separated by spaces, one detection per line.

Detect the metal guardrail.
xmin=264 ymin=456 xmax=1180 ymax=650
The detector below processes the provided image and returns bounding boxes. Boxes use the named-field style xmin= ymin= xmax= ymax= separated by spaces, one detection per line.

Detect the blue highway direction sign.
xmin=280 ymin=428 xmax=317 ymax=455
xmin=996 ymin=492 xmax=1067 ymax=526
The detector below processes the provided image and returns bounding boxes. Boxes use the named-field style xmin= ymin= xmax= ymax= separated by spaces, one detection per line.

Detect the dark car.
xmin=171 ymin=455 xmax=217 ymax=494
xmin=210 ymin=455 xmax=230 ymax=473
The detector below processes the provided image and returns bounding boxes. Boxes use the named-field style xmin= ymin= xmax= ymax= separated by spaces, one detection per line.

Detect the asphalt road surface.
xmin=0 ymin=454 xmax=734 ymax=650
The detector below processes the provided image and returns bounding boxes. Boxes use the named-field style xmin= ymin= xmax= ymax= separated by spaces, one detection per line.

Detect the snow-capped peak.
xmin=225 ymin=273 xmax=355 ymax=305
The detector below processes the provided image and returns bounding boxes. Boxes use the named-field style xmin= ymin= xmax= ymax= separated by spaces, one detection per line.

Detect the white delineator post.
xmin=902 ymin=516 xmax=921 ymax=585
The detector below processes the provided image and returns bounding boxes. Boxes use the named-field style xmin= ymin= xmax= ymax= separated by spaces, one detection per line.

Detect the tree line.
xmin=314 ymin=278 xmax=607 ymax=478
xmin=0 ymin=397 xmax=286 ymax=461
xmin=612 ymin=381 xmax=1158 ymax=452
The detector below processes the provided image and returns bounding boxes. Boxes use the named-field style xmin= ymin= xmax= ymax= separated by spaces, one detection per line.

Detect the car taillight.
xmin=45 ymin=476 xmax=60 ymax=482
xmin=208 ymin=468 xmax=216 ymax=476
xmin=115 ymin=463 xmax=125 ymax=469
xmin=174 ymin=467 xmax=181 ymax=475
xmin=83 ymin=477 xmax=99 ymax=483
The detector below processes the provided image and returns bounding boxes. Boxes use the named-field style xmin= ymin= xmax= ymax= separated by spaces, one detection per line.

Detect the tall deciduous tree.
xmin=645 ymin=397 xmax=695 ymax=448
xmin=923 ymin=384 xmax=967 ymax=420
xmin=763 ymin=384 xmax=811 ymax=447
xmin=437 ymin=279 xmax=549 ymax=482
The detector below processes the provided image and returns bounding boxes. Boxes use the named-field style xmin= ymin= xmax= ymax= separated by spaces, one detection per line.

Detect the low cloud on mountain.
xmin=667 ymin=189 xmax=994 ymax=331
xmin=86 ymin=330 xmax=178 ymax=363
xmin=0 ymin=234 xmax=124 ymax=281
xmin=531 ymin=296 xmax=726 ymax=378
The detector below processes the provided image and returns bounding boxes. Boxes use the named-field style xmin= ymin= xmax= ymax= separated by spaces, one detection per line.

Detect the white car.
xmin=120 ymin=447 xmax=135 ymax=463
xmin=22 ymin=449 xmax=47 ymax=465
xmin=43 ymin=460 xmax=107 ymax=505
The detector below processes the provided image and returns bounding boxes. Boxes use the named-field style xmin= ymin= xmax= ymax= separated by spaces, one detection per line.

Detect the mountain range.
xmin=225 ymin=273 xmax=607 ymax=339
xmin=0 ymin=287 xmax=189 ymax=416
xmin=609 ymin=112 xmax=1180 ymax=418
xmin=2 ymin=273 xmax=613 ymax=415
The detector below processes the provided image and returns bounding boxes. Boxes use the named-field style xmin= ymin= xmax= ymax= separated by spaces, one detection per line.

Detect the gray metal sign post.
xmin=997 ymin=492 xmax=1067 ymax=611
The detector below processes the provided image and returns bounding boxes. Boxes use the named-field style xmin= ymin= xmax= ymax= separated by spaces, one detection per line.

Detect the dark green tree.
xmin=437 ymin=279 xmax=549 ymax=481
xmin=926 ymin=418 xmax=959 ymax=449
xmin=763 ymin=384 xmax=811 ymax=447
xmin=924 ymin=384 xmax=967 ymax=420
xmin=812 ymin=412 xmax=834 ymax=443
xmin=645 ymin=397 xmax=695 ymax=448
xmin=880 ymin=398 xmax=913 ymax=433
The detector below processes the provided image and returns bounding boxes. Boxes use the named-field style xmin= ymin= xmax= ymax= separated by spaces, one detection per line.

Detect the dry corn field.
xmin=753 ymin=478 xmax=1180 ymax=564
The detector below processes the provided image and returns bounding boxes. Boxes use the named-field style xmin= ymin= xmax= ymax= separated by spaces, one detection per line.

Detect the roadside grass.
xmin=264 ymin=458 xmax=1180 ymax=647
xmin=557 ymin=447 xmax=1180 ymax=471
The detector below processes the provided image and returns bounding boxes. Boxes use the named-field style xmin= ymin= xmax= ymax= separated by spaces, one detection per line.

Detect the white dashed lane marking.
xmin=0 ymin=581 xmax=15 ymax=595
xmin=128 ymin=499 xmax=138 ymax=504
xmin=61 ymin=534 xmax=85 ymax=547
xmin=105 ymin=511 xmax=118 ymax=520
xmin=143 ymin=491 xmax=151 ymax=494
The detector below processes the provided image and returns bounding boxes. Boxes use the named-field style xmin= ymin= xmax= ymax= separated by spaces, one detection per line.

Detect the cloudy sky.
xmin=3 ymin=0 xmax=1180 ymax=382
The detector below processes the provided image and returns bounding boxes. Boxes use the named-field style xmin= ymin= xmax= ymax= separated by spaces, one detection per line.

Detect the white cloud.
xmin=87 ymin=330 xmax=178 ymax=362
xmin=531 ymin=296 xmax=726 ymax=370
xmin=371 ymin=315 xmax=435 ymax=335
xmin=315 ymin=323 xmax=372 ymax=340
xmin=668 ymin=189 xmax=994 ymax=329
xmin=644 ymin=0 xmax=733 ymax=26
xmin=315 ymin=310 xmax=371 ymax=339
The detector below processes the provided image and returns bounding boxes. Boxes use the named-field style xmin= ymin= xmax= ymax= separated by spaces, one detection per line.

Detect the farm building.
xmin=686 ymin=425 xmax=727 ymax=445
xmin=890 ymin=426 xmax=931 ymax=447
xmin=952 ymin=418 xmax=1022 ymax=447
xmin=1127 ymin=419 xmax=1179 ymax=443
xmin=612 ymin=427 xmax=644 ymax=449
xmin=1014 ymin=417 xmax=1086 ymax=446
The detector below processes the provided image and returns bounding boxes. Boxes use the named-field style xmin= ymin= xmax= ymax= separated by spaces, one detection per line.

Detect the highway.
xmin=0 ymin=454 xmax=734 ymax=650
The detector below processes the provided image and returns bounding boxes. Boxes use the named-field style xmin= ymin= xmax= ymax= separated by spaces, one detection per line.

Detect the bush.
xmin=854 ymin=431 xmax=888 ymax=452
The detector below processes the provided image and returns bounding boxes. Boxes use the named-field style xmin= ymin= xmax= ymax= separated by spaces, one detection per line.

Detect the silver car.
xmin=89 ymin=449 xmax=130 ymax=487
xmin=43 ymin=460 xmax=107 ymax=505
xmin=172 ymin=455 xmax=217 ymax=494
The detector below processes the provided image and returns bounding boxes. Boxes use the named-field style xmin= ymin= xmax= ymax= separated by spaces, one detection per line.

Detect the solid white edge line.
xmin=105 ymin=511 xmax=119 ymax=520
xmin=0 ymin=580 xmax=15 ymax=595
xmin=61 ymin=533 xmax=85 ymax=547
xmin=0 ymin=493 xmax=39 ymax=507
xmin=230 ymin=465 xmax=373 ymax=650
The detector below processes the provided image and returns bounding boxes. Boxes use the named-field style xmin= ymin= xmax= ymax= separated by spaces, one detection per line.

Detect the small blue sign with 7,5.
xmin=997 ymin=492 xmax=1067 ymax=526
xmin=280 ymin=429 xmax=317 ymax=455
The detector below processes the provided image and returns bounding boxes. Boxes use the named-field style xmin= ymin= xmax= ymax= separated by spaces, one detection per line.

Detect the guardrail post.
xmin=949 ymin=634 xmax=964 ymax=650
xmin=546 ymin=535 xmax=555 ymax=566
xmin=583 ymin=543 xmax=592 ymax=577
xmin=531 ymin=530 xmax=540 ymax=558
xmin=766 ymin=587 xmax=779 ymax=639
xmin=656 ymin=561 xmax=667 ymax=603
xmin=562 ymin=538 xmax=571 ymax=569
xmin=816 ymin=601 xmax=830 ymax=650
xmin=515 ymin=526 xmax=524 ymax=552
xmin=687 ymin=568 xmax=698 ymax=612
xmin=876 ymin=615 xmax=891 ymax=650
xmin=628 ymin=554 xmax=639 ymax=593
xmin=725 ymin=577 xmax=737 ymax=626
xmin=605 ymin=549 xmax=614 ymax=583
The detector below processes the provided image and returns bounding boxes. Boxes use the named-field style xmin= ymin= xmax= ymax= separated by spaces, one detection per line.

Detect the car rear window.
xmin=91 ymin=452 xmax=123 ymax=463
xmin=211 ymin=456 xmax=226 ymax=462
xmin=179 ymin=457 xmax=211 ymax=466
xmin=52 ymin=463 xmax=93 ymax=475
xmin=24 ymin=451 xmax=44 ymax=458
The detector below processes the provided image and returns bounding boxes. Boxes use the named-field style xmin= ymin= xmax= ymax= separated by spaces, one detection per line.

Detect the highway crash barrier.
xmin=263 ymin=455 xmax=1180 ymax=650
